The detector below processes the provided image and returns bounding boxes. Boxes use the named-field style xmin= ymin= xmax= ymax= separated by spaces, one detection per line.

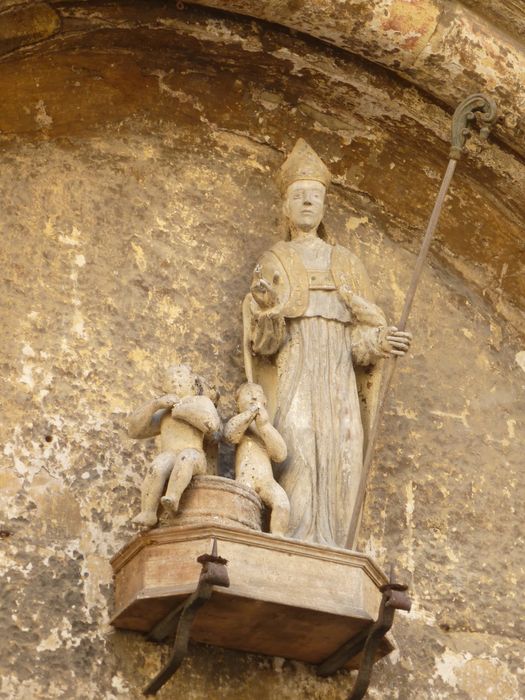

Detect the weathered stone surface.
xmin=1 ymin=2 xmax=524 ymax=699
xmin=0 ymin=2 xmax=60 ymax=55
xmin=0 ymin=4 xmax=523 ymax=329
xmin=186 ymin=0 xmax=525 ymax=157
xmin=461 ymin=0 xmax=525 ymax=40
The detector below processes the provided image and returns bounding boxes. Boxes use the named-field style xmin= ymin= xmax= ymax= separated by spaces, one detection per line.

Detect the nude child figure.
xmin=128 ymin=364 xmax=221 ymax=528
xmin=224 ymin=382 xmax=290 ymax=536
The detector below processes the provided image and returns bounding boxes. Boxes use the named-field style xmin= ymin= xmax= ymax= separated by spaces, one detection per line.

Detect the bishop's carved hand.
xmin=251 ymin=264 xmax=281 ymax=310
xmin=380 ymin=326 xmax=412 ymax=357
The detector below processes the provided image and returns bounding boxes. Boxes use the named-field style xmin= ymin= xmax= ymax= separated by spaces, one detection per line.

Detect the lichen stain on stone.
xmin=379 ymin=0 xmax=441 ymax=54
xmin=30 ymin=482 xmax=83 ymax=539
xmin=0 ymin=2 xmax=60 ymax=55
xmin=435 ymin=650 xmax=520 ymax=699
xmin=189 ymin=0 xmax=525 ymax=157
xmin=515 ymin=351 xmax=525 ymax=373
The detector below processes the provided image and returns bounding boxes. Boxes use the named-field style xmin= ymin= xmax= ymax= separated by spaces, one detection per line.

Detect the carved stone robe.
xmin=243 ymin=235 xmax=386 ymax=548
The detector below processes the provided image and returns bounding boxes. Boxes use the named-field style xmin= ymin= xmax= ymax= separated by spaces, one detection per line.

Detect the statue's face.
xmin=164 ymin=364 xmax=194 ymax=397
xmin=238 ymin=383 xmax=266 ymax=411
xmin=284 ymin=179 xmax=326 ymax=233
xmin=164 ymin=365 xmax=219 ymax=403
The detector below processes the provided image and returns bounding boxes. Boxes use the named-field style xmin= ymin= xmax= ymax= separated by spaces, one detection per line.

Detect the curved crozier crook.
xmin=450 ymin=93 xmax=498 ymax=160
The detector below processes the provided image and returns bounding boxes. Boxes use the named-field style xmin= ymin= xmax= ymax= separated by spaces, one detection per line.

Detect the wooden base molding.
xmin=111 ymin=523 xmax=394 ymax=669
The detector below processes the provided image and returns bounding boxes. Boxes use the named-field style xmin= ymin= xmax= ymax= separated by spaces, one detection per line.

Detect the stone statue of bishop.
xmin=242 ymin=139 xmax=411 ymax=548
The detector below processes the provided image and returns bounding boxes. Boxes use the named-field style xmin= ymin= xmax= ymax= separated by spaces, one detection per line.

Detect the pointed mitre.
xmin=276 ymin=138 xmax=331 ymax=195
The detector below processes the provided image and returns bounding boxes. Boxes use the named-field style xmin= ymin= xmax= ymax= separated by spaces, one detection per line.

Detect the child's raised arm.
xmin=171 ymin=395 xmax=221 ymax=436
xmin=255 ymin=410 xmax=287 ymax=463
xmin=128 ymin=394 xmax=179 ymax=439
xmin=224 ymin=408 xmax=258 ymax=445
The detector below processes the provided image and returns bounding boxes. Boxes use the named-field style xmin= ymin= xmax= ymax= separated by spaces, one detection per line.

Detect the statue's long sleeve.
xmin=351 ymin=325 xmax=385 ymax=366
xmin=249 ymin=304 xmax=287 ymax=356
xmin=343 ymin=290 xmax=388 ymax=367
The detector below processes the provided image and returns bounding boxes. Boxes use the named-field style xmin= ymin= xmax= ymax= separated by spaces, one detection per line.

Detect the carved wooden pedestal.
xmin=111 ymin=526 xmax=393 ymax=669
xmin=111 ymin=476 xmax=401 ymax=696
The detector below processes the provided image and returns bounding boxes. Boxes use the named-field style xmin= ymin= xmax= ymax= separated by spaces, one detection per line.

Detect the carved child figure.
xmin=224 ymin=382 xmax=290 ymax=536
xmin=129 ymin=364 xmax=221 ymax=528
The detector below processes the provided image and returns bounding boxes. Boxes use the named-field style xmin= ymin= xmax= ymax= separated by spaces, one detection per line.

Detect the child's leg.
xmin=258 ymin=478 xmax=290 ymax=537
xmin=133 ymin=451 xmax=176 ymax=527
xmin=161 ymin=448 xmax=206 ymax=515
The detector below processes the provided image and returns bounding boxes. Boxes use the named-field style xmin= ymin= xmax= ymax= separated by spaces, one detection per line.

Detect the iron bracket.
xmin=143 ymin=538 xmax=230 ymax=696
xmin=317 ymin=571 xmax=411 ymax=700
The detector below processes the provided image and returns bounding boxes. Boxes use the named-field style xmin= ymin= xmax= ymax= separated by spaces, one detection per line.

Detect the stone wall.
xmin=1 ymin=2 xmax=524 ymax=698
